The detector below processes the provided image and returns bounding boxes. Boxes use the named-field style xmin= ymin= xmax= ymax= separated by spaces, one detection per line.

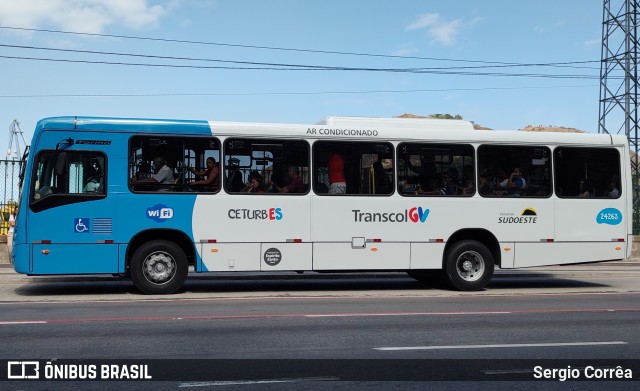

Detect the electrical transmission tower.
xmin=599 ymin=0 xmax=640 ymax=232
xmin=7 ymin=119 xmax=27 ymax=161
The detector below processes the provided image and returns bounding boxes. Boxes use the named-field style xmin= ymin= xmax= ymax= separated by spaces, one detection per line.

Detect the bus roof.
xmin=34 ymin=115 xmax=625 ymax=147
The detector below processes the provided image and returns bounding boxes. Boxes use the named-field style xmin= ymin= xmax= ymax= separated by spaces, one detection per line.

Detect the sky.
xmin=0 ymin=0 xmax=608 ymax=159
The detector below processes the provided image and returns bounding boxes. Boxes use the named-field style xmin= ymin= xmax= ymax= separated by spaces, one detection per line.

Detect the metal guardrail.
xmin=0 ymin=159 xmax=22 ymax=235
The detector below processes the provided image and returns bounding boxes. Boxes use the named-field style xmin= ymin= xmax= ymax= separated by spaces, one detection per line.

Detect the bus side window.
xmin=30 ymin=150 xmax=107 ymax=212
xmin=397 ymin=142 xmax=474 ymax=197
xmin=224 ymin=138 xmax=310 ymax=195
xmin=478 ymin=145 xmax=551 ymax=198
xmin=554 ymin=147 xmax=621 ymax=199
xmin=130 ymin=136 xmax=220 ymax=194
xmin=313 ymin=141 xmax=393 ymax=196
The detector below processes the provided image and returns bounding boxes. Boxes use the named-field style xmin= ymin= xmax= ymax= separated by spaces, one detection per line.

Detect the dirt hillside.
xmin=395 ymin=114 xmax=585 ymax=132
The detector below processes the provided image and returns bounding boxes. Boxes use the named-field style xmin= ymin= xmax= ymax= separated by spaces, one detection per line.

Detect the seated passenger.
xmin=132 ymin=156 xmax=174 ymax=190
xmin=83 ymin=175 xmax=102 ymax=193
xmin=606 ymin=180 xmax=620 ymax=198
xmin=243 ymin=171 xmax=265 ymax=193
xmin=272 ymin=165 xmax=305 ymax=193
xmin=398 ymin=176 xmax=412 ymax=194
xmin=83 ymin=163 xmax=103 ymax=193
xmin=189 ymin=157 xmax=219 ymax=191
xmin=418 ymin=168 xmax=458 ymax=195
xmin=461 ymin=165 xmax=475 ymax=195
xmin=226 ymin=158 xmax=245 ymax=192
xmin=499 ymin=167 xmax=526 ymax=189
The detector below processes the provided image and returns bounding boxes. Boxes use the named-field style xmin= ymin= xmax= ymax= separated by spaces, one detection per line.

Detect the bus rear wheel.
xmin=130 ymin=240 xmax=188 ymax=294
xmin=444 ymin=240 xmax=494 ymax=291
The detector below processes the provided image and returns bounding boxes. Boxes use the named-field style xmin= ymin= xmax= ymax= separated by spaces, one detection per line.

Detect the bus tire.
xmin=443 ymin=240 xmax=494 ymax=291
xmin=130 ymin=240 xmax=188 ymax=294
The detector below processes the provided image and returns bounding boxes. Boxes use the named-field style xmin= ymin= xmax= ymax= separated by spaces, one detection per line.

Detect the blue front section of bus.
xmin=14 ymin=116 xmax=211 ymax=275
xmin=24 ymin=193 xmax=199 ymax=274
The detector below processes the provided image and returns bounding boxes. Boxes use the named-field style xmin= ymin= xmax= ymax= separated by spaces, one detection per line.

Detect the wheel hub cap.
xmin=456 ymin=250 xmax=485 ymax=282
xmin=143 ymin=252 xmax=176 ymax=284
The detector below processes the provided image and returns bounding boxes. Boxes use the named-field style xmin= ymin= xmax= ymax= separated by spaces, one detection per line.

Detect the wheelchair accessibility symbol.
xmin=74 ymin=218 xmax=91 ymax=233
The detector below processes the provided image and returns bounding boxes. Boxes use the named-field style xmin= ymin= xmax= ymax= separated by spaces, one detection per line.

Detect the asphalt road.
xmin=1 ymin=263 xmax=639 ymax=390
xmin=1 ymin=261 xmax=640 ymax=301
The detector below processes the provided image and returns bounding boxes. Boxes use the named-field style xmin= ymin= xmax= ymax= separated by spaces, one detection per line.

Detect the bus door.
xmin=311 ymin=197 xmax=411 ymax=271
xmin=310 ymin=142 xmax=410 ymax=270
xmin=195 ymin=195 xmax=312 ymax=272
xmin=27 ymin=149 xmax=118 ymax=274
xmin=477 ymin=144 xmax=557 ymax=268
xmin=195 ymin=138 xmax=313 ymax=272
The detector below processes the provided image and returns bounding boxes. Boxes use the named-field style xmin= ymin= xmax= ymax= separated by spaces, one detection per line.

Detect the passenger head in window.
xmin=244 ymin=171 xmax=265 ymax=193
xmin=499 ymin=167 xmax=526 ymax=189
xmin=606 ymin=179 xmax=620 ymax=198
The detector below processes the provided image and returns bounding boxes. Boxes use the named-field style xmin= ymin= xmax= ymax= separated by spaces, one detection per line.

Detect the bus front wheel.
xmin=444 ymin=240 xmax=494 ymax=291
xmin=130 ymin=240 xmax=188 ymax=294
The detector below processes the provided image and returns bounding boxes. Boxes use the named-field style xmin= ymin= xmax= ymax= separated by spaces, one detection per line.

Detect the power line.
xmin=0 ymin=84 xmax=597 ymax=99
xmin=0 ymin=25 xmax=599 ymax=69
xmin=0 ymin=54 xmax=603 ymax=79
xmin=0 ymin=43 xmax=601 ymax=71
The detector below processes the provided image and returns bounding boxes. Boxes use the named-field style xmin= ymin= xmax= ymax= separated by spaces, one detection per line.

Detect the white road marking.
xmin=306 ymin=311 xmax=511 ymax=317
xmin=0 ymin=321 xmax=47 ymax=325
xmin=375 ymin=341 xmax=627 ymax=351
xmin=179 ymin=377 xmax=338 ymax=387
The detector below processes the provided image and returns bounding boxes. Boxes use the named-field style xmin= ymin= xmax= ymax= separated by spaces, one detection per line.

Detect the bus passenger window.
xmin=397 ymin=143 xmax=474 ymax=197
xmin=478 ymin=145 xmax=551 ymax=198
xmin=313 ymin=141 xmax=393 ymax=196
xmin=554 ymin=147 xmax=621 ymax=199
xmin=129 ymin=136 xmax=220 ymax=194
xmin=223 ymin=138 xmax=310 ymax=195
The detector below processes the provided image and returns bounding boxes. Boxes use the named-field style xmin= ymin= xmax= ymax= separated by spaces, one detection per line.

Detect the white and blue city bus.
xmin=11 ymin=115 xmax=632 ymax=294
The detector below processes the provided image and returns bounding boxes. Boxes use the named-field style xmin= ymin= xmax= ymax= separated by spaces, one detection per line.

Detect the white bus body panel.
xmin=515 ymin=242 xmax=624 ymax=267
xmin=410 ymin=243 xmax=445 ymax=269
xmin=193 ymin=195 xmax=312 ymax=272
xmin=499 ymin=243 xmax=516 ymax=269
xmin=313 ymin=242 xmax=410 ymax=270
xmin=201 ymin=243 xmax=260 ymax=271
